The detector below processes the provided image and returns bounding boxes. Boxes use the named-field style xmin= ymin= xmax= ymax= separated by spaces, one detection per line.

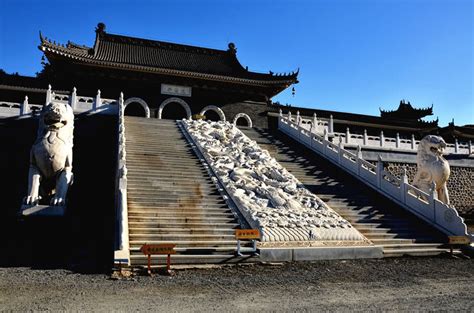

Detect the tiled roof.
xmin=39 ymin=24 xmax=298 ymax=87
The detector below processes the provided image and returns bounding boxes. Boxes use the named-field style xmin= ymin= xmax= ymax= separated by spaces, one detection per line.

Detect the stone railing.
xmin=289 ymin=111 xmax=472 ymax=155
xmin=278 ymin=112 xmax=472 ymax=242
xmin=0 ymin=85 xmax=118 ymax=118
xmin=113 ymin=92 xmax=130 ymax=266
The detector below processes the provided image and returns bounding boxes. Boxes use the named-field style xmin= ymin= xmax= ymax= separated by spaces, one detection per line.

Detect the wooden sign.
xmin=235 ymin=229 xmax=260 ymax=240
xmin=448 ymin=236 xmax=470 ymax=245
xmin=141 ymin=244 xmax=176 ymax=255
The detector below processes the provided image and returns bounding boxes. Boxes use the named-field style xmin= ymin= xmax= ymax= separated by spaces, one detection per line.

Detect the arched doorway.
xmin=199 ymin=105 xmax=226 ymax=121
xmin=158 ymin=97 xmax=192 ymax=120
xmin=124 ymin=97 xmax=150 ymax=118
xmin=233 ymin=113 xmax=253 ymax=128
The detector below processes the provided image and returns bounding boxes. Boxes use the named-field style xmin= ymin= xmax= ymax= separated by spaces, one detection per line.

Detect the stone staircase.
xmin=241 ymin=127 xmax=452 ymax=257
xmin=124 ymin=117 xmax=253 ymax=266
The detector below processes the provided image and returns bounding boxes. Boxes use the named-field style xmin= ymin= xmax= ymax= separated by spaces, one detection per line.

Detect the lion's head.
xmin=417 ymin=135 xmax=447 ymax=166
xmin=40 ymin=102 xmax=73 ymax=131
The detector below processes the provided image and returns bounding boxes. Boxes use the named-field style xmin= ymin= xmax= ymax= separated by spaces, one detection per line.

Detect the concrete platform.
xmin=259 ymin=245 xmax=383 ymax=262
xmin=20 ymin=205 xmax=66 ymax=217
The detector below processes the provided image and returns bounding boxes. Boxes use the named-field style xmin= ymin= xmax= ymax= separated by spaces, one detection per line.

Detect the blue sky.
xmin=1 ymin=0 xmax=472 ymax=126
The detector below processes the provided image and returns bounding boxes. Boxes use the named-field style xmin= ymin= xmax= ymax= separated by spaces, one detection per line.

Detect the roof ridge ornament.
xmin=227 ymin=42 xmax=237 ymax=54
xmin=96 ymin=22 xmax=106 ymax=34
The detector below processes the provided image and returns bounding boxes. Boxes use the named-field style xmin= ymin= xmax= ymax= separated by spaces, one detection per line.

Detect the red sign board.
xmin=235 ymin=229 xmax=260 ymax=240
xmin=141 ymin=244 xmax=176 ymax=255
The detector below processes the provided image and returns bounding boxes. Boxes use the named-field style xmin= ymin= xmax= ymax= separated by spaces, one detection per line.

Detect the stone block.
xmin=292 ymin=246 xmax=383 ymax=261
xmin=259 ymin=248 xmax=292 ymax=262
xmin=20 ymin=205 xmax=66 ymax=217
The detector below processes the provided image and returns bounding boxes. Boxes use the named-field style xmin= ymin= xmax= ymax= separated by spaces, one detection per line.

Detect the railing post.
xmin=376 ymin=155 xmax=383 ymax=189
xmin=400 ymin=168 xmax=408 ymax=203
xmin=323 ymin=128 xmax=328 ymax=141
xmin=380 ymin=131 xmax=384 ymax=147
xmin=296 ymin=111 xmax=301 ymax=125
xmin=288 ymin=111 xmax=292 ymax=122
xmin=70 ymin=87 xmax=77 ymax=110
xmin=469 ymin=140 xmax=472 ymax=155
xmin=345 ymin=127 xmax=350 ymax=144
xmin=396 ymin=133 xmax=400 ymax=148
xmin=356 ymin=145 xmax=362 ymax=175
xmin=45 ymin=84 xmax=52 ymax=104
xmin=20 ymin=96 xmax=29 ymax=116
xmin=430 ymin=182 xmax=437 ymax=221
xmin=329 ymin=114 xmax=334 ymax=134
xmin=455 ymin=139 xmax=459 ymax=153
xmin=338 ymin=138 xmax=343 ymax=164
xmin=363 ymin=129 xmax=368 ymax=146
xmin=411 ymin=134 xmax=416 ymax=150
xmin=94 ymin=89 xmax=102 ymax=110
xmin=312 ymin=113 xmax=318 ymax=134
xmin=279 ymin=109 xmax=283 ymax=117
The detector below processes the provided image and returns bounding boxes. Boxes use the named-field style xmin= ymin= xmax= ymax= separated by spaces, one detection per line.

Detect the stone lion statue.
xmin=23 ymin=101 xmax=74 ymax=206
xmin=412 ymin=135 xmax=450 ymax=204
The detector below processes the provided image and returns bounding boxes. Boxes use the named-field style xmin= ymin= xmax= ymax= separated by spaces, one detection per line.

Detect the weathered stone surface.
xmin=184 ymin=120 xmax=365 ymax=242
xmin=412 ymin=135 xmax=451 ymax=204
xmin=385 ymin=163 xmax=473 ymax=217
xmin=22 ymin=101 xmax=74 ymax=208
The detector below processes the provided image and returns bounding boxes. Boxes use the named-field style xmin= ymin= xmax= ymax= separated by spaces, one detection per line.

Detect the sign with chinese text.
xmin=235 ymin=229 xmax=260 ymax=240
xmin=141 ymin=244 xmax=177 ymax=255
xmin=161 ymin=84 xmax=192 ymax=97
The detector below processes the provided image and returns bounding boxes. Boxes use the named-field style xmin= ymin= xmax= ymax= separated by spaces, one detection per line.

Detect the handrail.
xmin=278 ymin=114 xmax=472 ymax=242
xmin=113 ymin=92 xmax=130 ymax=265
xmin=0 ymin=85 xmax=118 ymax=118
xmin=293 ymin=112 xmax=472 ymax=155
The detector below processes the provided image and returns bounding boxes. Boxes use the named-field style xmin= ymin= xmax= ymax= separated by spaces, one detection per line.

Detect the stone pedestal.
xmin=20 ymin=205 xmax=66 ymax=217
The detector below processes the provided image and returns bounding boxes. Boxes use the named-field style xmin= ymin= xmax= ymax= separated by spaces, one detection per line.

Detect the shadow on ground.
xmin=0 ymin=113 xmax=117 ymax=273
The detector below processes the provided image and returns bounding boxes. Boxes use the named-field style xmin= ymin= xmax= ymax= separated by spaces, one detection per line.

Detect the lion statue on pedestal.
xmin=412 ymin=135 xmax=450 ymax=204
xmin=23 ymin=101 xmax=74 ymax=206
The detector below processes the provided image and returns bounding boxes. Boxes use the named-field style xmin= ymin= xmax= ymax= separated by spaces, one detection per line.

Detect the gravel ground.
xmin=1 ymin=255 xmax=473 ymax=312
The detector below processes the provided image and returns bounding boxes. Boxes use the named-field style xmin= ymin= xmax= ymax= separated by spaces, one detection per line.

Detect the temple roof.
xmin=380 ymin=100 xmax=434 ymax=121
xmin=39 ymin=23 xmax=299 ymax=88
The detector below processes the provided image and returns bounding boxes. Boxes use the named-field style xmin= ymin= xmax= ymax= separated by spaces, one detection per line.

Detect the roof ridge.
xmin=100 ymin=32 xmax=229 ymax=56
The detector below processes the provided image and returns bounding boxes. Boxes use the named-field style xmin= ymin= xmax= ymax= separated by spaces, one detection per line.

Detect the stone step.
xmin=127 ymin=210 xmax=234 ymax=218
xmin=129 ymin=240 xmax=240 ymax=247
xmin=129 ymin=254 xmax=257 ymax=266
xmin=127 ymin=177 xmax=214 ymax=184
xmin=127 ymin=190 xmax=220 ymax=196
xmin=363 ymin=232 xmax=435 ymax=240
xmin=130 ymin=233 xmax=236 ymax=240
xmin=127 ymin=203 xmax=229 ymax=210
xmin=369 ymin=238 xmax=432 ymax=245
xmin=127 ymin=193 xmax=224 ymax=200
xmin=127 ymin=205 xmax=231 ymax=211
xmin=128 ymin=227 xmax=236 ymax=235
xmin=376 ymin=243 xmax=444 ymax=249
xmin=128 ymin=221 xmax=240 ymax=228
xmin=126 ymin=215 xmax=236 ymax=222
xmin=127 ymin=199 xmax=226 ymax=206
xmin=383 ymin=248 xmax=450 ymax=257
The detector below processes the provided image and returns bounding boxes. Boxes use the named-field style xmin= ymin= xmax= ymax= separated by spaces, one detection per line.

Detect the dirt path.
xmin=1 ymin=256 xmax=472 ymax=311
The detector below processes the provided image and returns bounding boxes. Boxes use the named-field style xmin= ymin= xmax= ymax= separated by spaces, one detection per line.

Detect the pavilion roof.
xmin=39 ymin=23 xmax=298 ymax=89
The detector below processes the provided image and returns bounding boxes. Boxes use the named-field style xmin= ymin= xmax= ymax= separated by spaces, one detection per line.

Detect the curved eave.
xmin=39 ymin=43 xmax=298 ymax=88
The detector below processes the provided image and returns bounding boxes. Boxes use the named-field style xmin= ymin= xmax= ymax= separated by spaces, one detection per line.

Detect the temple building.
xmin=0 ymin=23 xmax=471 ymax=141
xmin=35 ymin=23 xmax=298 ymax=127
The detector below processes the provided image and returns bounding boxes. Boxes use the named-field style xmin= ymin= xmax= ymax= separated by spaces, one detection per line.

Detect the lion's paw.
xmin=50 ymin=196 xmax=66 ymax=206
xmin=24 ymin=195 xmax=42 ymax=206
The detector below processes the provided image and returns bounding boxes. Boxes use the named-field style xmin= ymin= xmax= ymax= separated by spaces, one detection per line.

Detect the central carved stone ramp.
xmin=125 ymin=117 xmax=253 ymax=266
xmin=241 ymin=127 xmax=450 ymax=257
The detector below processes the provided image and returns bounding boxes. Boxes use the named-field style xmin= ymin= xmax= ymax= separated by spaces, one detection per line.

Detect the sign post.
xmin=447 ymin=236 xmax=470 ymax=254
xmin=235 ymin=229 xmax=260 ymax=256
xmin=140 ymin=244 xmax=176 ymax=275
